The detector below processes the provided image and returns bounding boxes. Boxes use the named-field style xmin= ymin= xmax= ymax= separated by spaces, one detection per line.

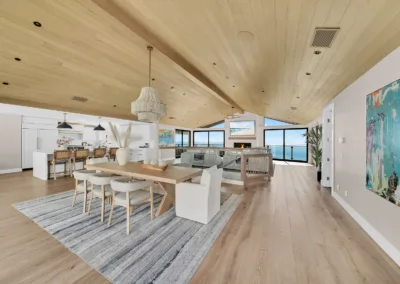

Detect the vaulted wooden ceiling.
xmin=1 ymin=0 xmax=400 ymax=127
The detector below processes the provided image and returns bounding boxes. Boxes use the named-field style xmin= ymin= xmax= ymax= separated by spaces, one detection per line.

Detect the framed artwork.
xmin=366 ymin=79 xmax=400 ymax=206
xmin=158 ymin=129 xmax=175 ymax=147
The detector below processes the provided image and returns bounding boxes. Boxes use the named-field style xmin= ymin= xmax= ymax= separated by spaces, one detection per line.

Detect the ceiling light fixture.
xmin=306 ymin=72 xmax=311 ymax=75
xmin=33 ymin=21 xmax=42 ymax=27
xmin=314 ymin=50 xmax=321 ymax=55
xmin=94 ymin=117 xmax=105 ymax=131
xmin=131 ymin=46 xmax=166 ymax=122
xmin=57 ymin=113 xmax=73 ymax=129
xmin=14 ymin=57 xmax=21 ymax=61
xmin=227 ymin=106 xmax=240 ymax=119
xmin=2 ymin=82 xmax=9 ymax=85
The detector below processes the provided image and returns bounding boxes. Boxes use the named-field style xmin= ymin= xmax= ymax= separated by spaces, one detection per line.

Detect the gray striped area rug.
xmin=13 ymin=190 xmax=242 ymax=284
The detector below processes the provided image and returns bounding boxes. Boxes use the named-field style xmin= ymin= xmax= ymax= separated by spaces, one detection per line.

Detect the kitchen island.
xmin=32 ymin=151 xmax=86 ymax=180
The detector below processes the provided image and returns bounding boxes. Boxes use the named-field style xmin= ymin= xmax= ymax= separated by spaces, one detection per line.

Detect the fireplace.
xmin=234 ymin=142 xmax=251 ymax=148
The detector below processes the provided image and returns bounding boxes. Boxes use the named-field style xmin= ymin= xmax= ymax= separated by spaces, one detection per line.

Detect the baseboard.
xmin=332 ymin=191 xmax=400 ymax=267
xmin=0 ymin=168 xmax=22 ymax=175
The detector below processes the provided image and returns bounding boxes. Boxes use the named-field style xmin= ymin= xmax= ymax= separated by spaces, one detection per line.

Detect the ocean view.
xmin=268 ymin=145 xmax=307 ymax=161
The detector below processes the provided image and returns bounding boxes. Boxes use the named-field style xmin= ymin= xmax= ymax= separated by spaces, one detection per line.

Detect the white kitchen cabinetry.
xmin=22 ymin=129 xmax=38 ymax=169
xmin=22 ymin=128 xmax=57 ymax=169
xmin=22 ymin=116 xmax=58 ymax=169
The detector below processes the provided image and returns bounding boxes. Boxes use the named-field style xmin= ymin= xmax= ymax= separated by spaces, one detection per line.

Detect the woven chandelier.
xmin=131 ymin=46 xmax=166 ymax=123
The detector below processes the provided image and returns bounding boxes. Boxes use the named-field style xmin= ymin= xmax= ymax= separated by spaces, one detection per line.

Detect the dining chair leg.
xmin=126 ymin=192 xmax=130 ymax=235
xmin=108 ymin=200 xmax=114 ymax=226
xmin=150 ymin=185 xmax=154 ymax=221
xmin=72 ymin=190 xmax=77 ymax=207
xmin=83 ymin=180 xmax=87 ymax=213
xmin=87 ymin=184 xmax=94 ymax=215
xmin=53 ymin=162 xmax=56 ymax=180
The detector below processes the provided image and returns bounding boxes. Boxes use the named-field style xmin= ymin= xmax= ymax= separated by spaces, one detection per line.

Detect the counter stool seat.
xmin=108 ymin=178 xmax=154 ymax=234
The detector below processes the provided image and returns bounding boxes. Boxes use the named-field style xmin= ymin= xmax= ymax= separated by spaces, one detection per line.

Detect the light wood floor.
xmin=0 ymin=165 xmax=399 ymax=283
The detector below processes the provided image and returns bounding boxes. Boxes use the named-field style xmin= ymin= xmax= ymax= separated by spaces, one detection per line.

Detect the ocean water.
xmin=268 ymin=145 xmax=307 ymax=161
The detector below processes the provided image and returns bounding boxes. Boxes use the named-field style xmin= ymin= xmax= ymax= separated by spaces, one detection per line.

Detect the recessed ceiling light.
xmin=296 ymin=96 xmax=300 ymax=99
xmin=213 ymin=62 xmax=216 ymax=65
xmin=33 ymin=21 xmax=42 ymax=27
xmin=306 ymin=72 xmax=311 ymax=75
xmin=262 ymin=90 xmax=265 ymax=93
xmin=169 ymin=116 xmax=176 ymax=120
xmin=113 ymin=105 xmax=116 ymax=107
xmin=183 ymin=93 xmax=185 ymax=96
xmin=291 ymin=106 xmax=297 ymax=110
xmin=2 ymin=82 xmax=9 ymax=85
xmin=152 ymin=78 xmax=155 ymax=81
xmin=314 ymin=50 xmax=321 ymax=55
xmin=232 ymin=85 xmax=235 ymax=88
xmin=170 ymin=86 xmax=174 ymax=90
xmin=226 ymin=76 xmax=229 ymax=79
xmin=14 ymin=57 xmax=21 ymax=61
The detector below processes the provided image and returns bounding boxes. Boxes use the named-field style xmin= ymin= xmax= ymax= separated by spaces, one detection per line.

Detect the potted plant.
xmin=303 ymin=124 xmax=322 ymax=182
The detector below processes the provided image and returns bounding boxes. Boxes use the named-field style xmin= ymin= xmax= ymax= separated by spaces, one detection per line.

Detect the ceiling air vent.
xmin=311 ymin=28 xmax=340 ymax=48
xmin=72 ymin=96 xmax=88 ymax=102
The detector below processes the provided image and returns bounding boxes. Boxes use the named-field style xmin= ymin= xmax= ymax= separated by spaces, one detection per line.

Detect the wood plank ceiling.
xmin=1 ymin=0 xmax=400 ymax=126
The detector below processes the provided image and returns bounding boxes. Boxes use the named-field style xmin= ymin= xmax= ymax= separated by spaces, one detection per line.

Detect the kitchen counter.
xmin=33 ymin=151 xmax=89 ymax=180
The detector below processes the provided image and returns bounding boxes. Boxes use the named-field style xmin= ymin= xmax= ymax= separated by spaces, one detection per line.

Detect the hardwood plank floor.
xmin=0 ymin=165 xmax=399 ymax=283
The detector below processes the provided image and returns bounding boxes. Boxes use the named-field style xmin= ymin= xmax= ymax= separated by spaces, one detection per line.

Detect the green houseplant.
xmin=303 ymin=124 xmax=322 ymax=182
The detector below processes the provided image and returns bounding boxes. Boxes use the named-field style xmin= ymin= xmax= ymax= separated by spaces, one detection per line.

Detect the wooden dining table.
xmin=85 ymin=162 xmax=203 ymax=216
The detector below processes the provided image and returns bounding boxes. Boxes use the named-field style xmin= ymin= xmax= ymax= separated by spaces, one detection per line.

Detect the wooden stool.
xmin=72 ymin=170 xmax=96 ymax=213
xmin=72 ymin=149 xmax=89 ymax=174
xmin=48 ymin=150 xmax=72 ymax=180
xmin=108 ymin=147 xmax=118 ymax=161
xmin=109 ymin=178 xmax=154 ymax=234
xmin=92 ymin=148 xmax=107 ymax=159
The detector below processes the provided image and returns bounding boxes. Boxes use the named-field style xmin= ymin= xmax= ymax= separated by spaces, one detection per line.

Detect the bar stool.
xmin=87 ymin=173 xmax=113 ymax=222
xmin=109 ymin=178 xmax=154 ymax=234
xmin=92 ymin=148 xmax=107 ymax=159
xmin=72 ymin=170 xmax=96 ymax=213
xmin=48 ymin=150 xmax=72 ymax=180
xmin=72 ymin=149 xmax=90 ymax=174
xmin=108 ymin=147 xmax=118 ymax=161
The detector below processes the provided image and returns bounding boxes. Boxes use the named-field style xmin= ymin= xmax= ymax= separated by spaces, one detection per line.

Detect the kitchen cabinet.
xmin=22 ymin=128 xmax=57 ymax=169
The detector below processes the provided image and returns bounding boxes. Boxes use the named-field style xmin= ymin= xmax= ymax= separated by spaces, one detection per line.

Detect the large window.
xmin=193 ymin=130 xmax=225 ymax=147
xmin=264 ymin=128 xmax=308 ymax=162
xmin=175 ymin=129 xmax=191 ymax=158
xmin=264 ymin=118 xmax=293 ymax=126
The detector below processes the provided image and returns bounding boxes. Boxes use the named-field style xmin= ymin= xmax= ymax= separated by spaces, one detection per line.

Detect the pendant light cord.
xmin=147 ymin=46 xmax=153 ymax=87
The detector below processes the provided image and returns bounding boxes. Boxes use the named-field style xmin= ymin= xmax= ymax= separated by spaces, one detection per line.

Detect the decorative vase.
xmin=116 ymin=148 xmax=129 ymax=166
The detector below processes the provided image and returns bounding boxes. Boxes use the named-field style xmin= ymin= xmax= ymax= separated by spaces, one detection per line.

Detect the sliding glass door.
xmin=175 ymin=129 xmax=191 ymax=158
xmin=264 ymin=128 xmax=308 ymax=162
xmin=193 ymin=131 xmax=225 ymax=147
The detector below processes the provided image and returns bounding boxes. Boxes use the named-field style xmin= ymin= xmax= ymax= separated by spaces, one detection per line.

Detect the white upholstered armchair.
xmin=175 ymin=166 xmax=223 ymax=224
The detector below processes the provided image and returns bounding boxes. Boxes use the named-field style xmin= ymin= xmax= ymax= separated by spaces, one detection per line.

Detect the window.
xmin=175 ymin=129 xmax=191 ymax=158
xmin=264 ymin=128 xmax=308 ymax=162
xmin=210 ymin=122 xmax=225 ymax=128
xmin=193 ymin=130 xmax=225 ymax=147
xmin=264 ymin=118 xmax=293 ymax=126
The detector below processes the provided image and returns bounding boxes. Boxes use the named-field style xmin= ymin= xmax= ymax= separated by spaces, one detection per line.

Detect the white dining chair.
xmin=175 ymin=166 xmax=222 ymax=224
xmin=109 ymin=178 xmax=154 ymax=234
xmin=87 ymin=173 xmax=113 ymax=222
xmin=72 ymin=170 xmax=96 ymax=213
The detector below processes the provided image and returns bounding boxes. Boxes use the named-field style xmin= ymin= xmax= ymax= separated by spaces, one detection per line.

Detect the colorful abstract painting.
xmin=158 ymin=129 xmax=175 ymax=147
xmin=366 ymin=79 xmax=400 ymax=207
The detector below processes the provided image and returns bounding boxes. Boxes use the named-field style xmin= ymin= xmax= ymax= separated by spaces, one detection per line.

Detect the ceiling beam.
xmin=91 ymin=0 xmax=243 ymax=113
xmin=0 ymin=97 xmax=138 ymax=121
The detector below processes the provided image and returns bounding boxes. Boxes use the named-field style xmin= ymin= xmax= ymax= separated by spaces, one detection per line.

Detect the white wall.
xmin=329 ymin=46 xmax=400 ymax=264
xmin=0 ymin=114 xmax=22 ymax=173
